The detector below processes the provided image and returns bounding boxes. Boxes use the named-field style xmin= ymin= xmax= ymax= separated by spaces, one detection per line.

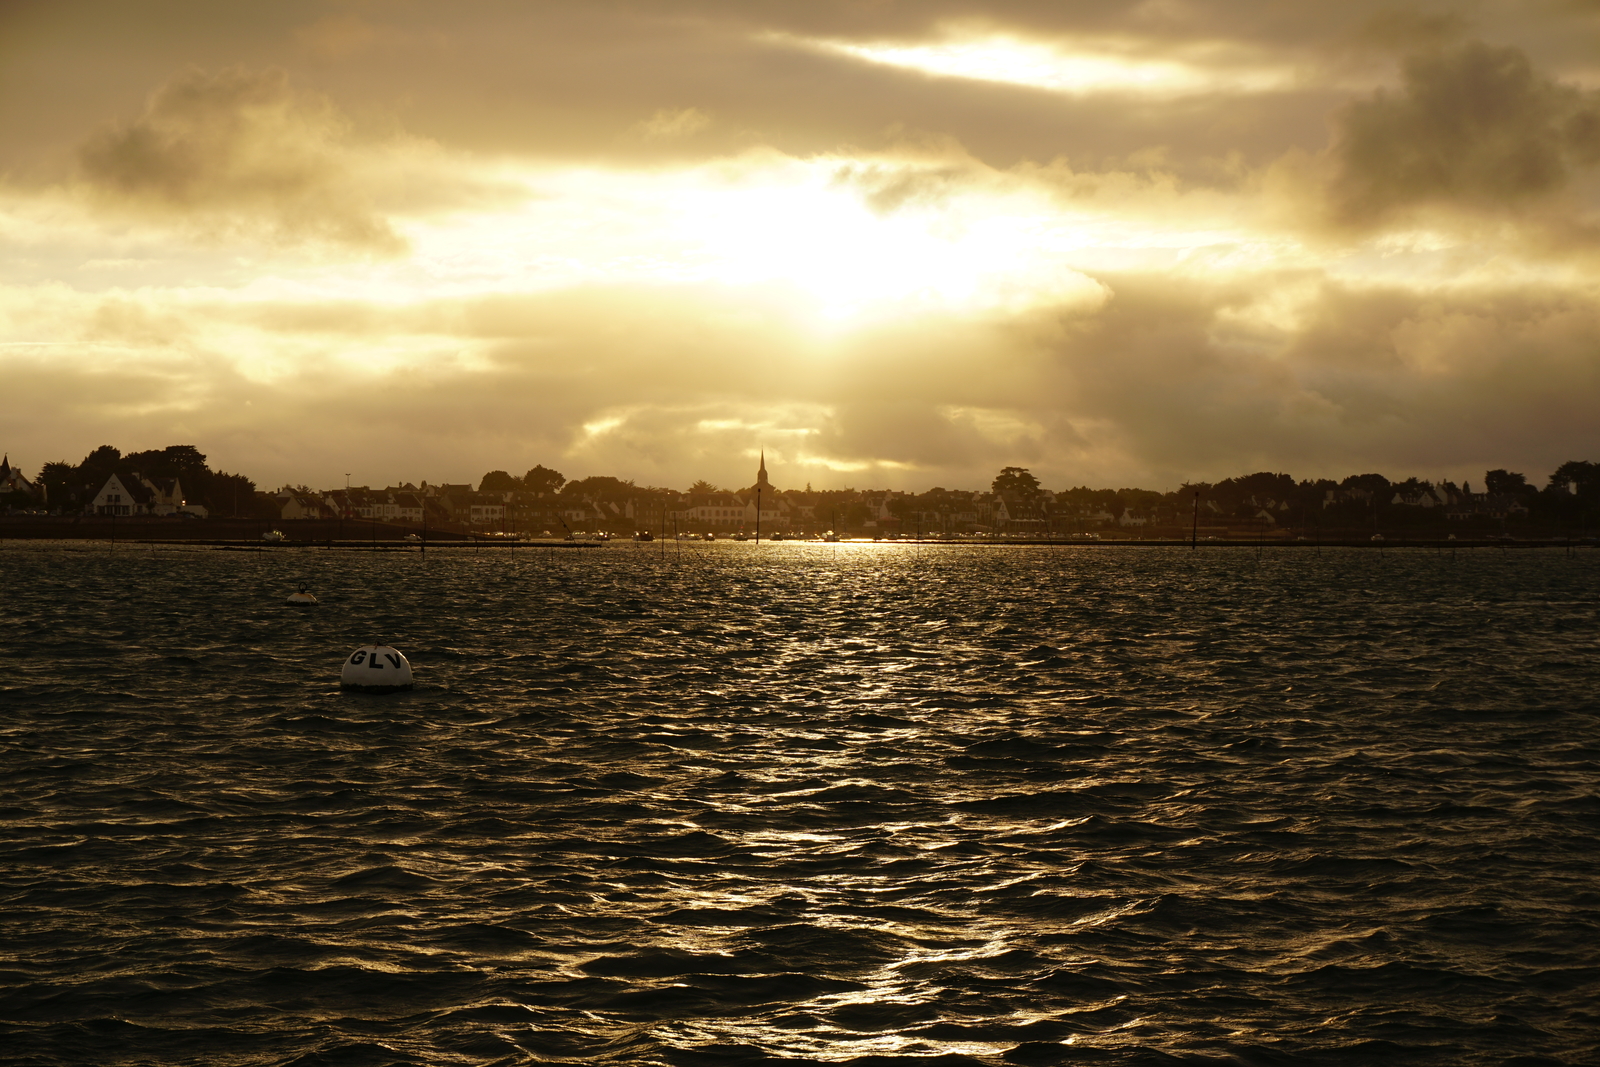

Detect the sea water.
xmin=2 ymin=542 xmax=1597 ymax=1065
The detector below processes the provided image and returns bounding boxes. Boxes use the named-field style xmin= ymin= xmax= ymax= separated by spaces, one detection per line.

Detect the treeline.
xmin=38 ymin=444 xmax=271 ymax=518
xmin=473 ymin=461 xmax=1600 ymax=515
xmin=464 ymin=459 xmax=1600 ymax=535
xmin=22 ymin=445 xmax=1599 ymax=528
xmin=1161 ymin=465 xmax=1600 ymax=524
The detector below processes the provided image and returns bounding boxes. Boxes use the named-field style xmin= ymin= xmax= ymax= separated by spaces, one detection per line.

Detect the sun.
xmin=389 ymin=154 xmax=1119 ymax=325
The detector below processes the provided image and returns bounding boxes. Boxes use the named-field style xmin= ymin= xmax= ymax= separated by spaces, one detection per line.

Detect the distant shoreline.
xmin=1 ymin=534 xmax=1588 ymax=550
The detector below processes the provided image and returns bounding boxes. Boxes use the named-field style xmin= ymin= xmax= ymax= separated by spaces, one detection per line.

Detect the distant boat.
xmin=403 ymin=533 xmax=422 ymax=543
xmin=634 ymin=530 xmax=654 ymax=542
xmin=732 ymin=532 xmax=749 ymax=541
xmin=262 ymin=529 xmax=286 ymax=542
xmin=823 ymin=532 xmax=840 ymax=542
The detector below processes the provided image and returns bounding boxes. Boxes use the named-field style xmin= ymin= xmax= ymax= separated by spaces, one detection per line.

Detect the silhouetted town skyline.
xmin=4 ymin=445 xmax=1597 ymax=538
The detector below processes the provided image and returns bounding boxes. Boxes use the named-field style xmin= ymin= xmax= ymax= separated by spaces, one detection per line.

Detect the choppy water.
xmin=2 ymin=541 xmax=1598 ymax=1066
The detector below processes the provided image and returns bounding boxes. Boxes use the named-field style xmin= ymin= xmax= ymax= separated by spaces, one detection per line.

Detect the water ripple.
xmin=1 ymin=542 xmax=1597 ymax=1065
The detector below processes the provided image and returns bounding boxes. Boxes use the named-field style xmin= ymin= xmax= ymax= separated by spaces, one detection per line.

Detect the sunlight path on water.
xmin=1 ymin=542 xmax=1597 ymax=1065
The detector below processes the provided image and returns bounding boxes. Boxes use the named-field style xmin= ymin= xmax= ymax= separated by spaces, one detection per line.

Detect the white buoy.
xmin=340 ymin=645 xmax=413 ymax=693
xmin=287 ymin=585 xmax=318 ymax=605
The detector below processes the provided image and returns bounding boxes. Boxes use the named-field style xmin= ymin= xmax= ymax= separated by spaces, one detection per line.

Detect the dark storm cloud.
xmin=1326 ymin=40 xmax=1600 ymax=227
xmin=77 ymin=66 xmax=407 ymax=251
xmin=1035 ymin=272 xmax=1600 ymax=482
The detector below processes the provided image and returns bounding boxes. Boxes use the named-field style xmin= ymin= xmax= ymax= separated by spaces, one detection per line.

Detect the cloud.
xmin=1350 ymin=9 xmax=1469 ymax=51
xmin=1323 ymin=40 xmax=1600 ymax=228
xmin=1034 ymin=271 xmax=1600 ymax=483
xmin=636 ymin=107 xmax=712 ymax=138
xmin=7 ymin=1 xmax=1600 ymax=496
xmin=77 ymin=66 xmax=407 ymax=252
xmin=8 ymin=263 xmax=1600 ymax=495
xmin=831 ymin=160 xmax=974 ymax=215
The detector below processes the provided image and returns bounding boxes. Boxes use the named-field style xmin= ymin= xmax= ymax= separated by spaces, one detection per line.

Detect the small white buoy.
xmin=340 ymin=645 xmax=413 ymax=693
xmin=287 ymin=585 xmax=318 ymax=605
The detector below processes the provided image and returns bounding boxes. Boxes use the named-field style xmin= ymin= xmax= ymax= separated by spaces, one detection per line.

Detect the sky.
xmin=3 ymin=0 xmax=1600 ymax=494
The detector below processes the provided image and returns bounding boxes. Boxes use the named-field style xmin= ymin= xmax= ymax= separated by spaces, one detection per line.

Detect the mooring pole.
xmin=1191 ymin=491 xmax=1200 ymax=550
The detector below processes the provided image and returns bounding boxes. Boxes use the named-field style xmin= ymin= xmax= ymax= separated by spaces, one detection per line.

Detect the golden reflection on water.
xmin=6 ymin=542 xmax=1596 ymax=1063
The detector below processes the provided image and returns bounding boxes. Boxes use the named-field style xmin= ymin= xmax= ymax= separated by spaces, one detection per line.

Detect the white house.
xmin=469 ymin=494 xmax=507 ymax=525
xmin=684 ymin=493 xmax=751 ymax=528
xmin=91 ymin=472 xmax=186 ymax=516
xmin=92 ymin=473 xmax=154 ymax=516
xmin=1391 ymin=487 xmax=1446 ymax=508
xmin=277 ymin=489 xmax=332 ymax=521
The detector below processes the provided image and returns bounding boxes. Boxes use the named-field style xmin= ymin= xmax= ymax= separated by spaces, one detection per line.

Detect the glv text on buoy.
xmin=341 ymin=645 xmax=413 ymax=693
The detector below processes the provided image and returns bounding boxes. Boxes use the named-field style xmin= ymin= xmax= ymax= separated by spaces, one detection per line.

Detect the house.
xmin=324 ymin=487 xmax=391 ymax=520
xmin=0 ymin=455 xmax=43 ymax=504
xmin=466 ymin=492 xmax=506 ymax=527
xmin=1325 ymin=487 xmax=1372 ymax=507
xmin=1391 ymin=487 xmax=1446 ymax=508
xmin=89 ymin=471 xmax=189 ymax=516
xmin=994 ymin=494 xmax=1049 ymax=533
xmin=428 ymin=485 xmax=477 ymax=522
xmin=391 ymin=492 xmax=424 ymax=523
xmin=471 ymin=493 xmax=506 ymax=526
xmin=141 ymin=476 xmax=185 ymax=516
xmin=684 ymin=492 xmax=751 ymax=528
xmin=92 ymin=473 xmax=154 ymax=516
xmin=277 ymin=488 xmax=333 ymax=521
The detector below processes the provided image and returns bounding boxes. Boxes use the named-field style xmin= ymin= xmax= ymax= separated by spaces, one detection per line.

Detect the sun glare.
xmin=384 ymin=158 xmax=1118 ymax=325
xmin=795 ymin=34 xmax=1295 ymax=97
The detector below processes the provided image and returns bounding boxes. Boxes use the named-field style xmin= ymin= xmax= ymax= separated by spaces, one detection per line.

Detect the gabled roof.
xmin=101 ymin=472 xmax=154 ymax=503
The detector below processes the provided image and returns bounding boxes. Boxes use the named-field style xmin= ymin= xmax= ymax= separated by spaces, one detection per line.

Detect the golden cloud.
xmin=77 ymin=67 xmax=409 ymax=252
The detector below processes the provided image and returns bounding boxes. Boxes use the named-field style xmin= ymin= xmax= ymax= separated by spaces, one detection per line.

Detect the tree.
xmin=208 ymin=471 xmax=258 ymax=517
xmin=688 ymin=479 xmax=720 ymax=495
xmin=479 ymin=470 xmax=519 ymax=493
xmin=125 ymin=444 xmax=207 ymax=480
xmin=38 ymin=461 xmax=79 ymax=505
xmin=79 ymin=445 xmax=122 ymax=484
xmin=992 ymin=466 xmax=1040 ymax=497
xmin=1221 ymin=472 xmax=1296 ymax=507
xmin=1548 ymin=460 xmax=1600 ymax=500
xmin=522 ymin=465 xmax=565 ymax=495
xmin=1484 ymin=469 xmax=1530 ymax=496
xmin=562 ymin=475 xmax=633 ymax=500
xmin=1341 ymin=473 xmax=1391 ymax=496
